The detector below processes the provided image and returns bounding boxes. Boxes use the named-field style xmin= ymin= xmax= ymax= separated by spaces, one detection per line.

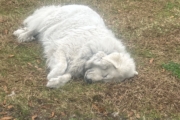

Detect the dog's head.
xmin=84 ymin=51 xmax=138 ymax=83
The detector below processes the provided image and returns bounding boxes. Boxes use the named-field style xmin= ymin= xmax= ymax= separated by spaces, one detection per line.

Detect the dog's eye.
xmin=103 ymin=74 xmax=113 ymax=79
xmin=102 ymin=65 xmax=107 ymax=70
xmin=103 ymin=74 xmax=108 ymax=78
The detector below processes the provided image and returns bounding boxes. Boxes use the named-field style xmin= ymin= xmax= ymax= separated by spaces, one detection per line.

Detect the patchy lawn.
xmin=0 ymin=0 xmax=180 ymax=119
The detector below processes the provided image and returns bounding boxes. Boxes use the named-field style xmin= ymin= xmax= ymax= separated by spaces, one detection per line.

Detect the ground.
xmin=0 ymin=0 xmax=180 ymax=120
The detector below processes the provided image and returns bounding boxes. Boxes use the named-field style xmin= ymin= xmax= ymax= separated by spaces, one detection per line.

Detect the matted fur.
xmin=13 ymin=5 xmax=138 ymax=88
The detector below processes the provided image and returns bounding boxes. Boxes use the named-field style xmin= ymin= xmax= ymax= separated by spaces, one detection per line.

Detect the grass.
xmin=163 ymin=62 xmax=180 ymax=79
xmin=0 ymin=0 xmax=180 ymax=119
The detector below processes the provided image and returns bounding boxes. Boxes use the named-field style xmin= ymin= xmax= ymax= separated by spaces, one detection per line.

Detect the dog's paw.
xmin=18 ymin=32 xmax=35 ymax=43
xmin=46 ymin=78 xmax=65 ymax=88
xmin=13 ymin=28 xmax=26 ymax=37
xmin=13 ymin=28 xmax=35 ymax=43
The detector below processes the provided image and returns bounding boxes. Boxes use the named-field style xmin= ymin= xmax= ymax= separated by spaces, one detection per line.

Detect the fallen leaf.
xmin=127 ymin=111 xmax=134 ymax=117
xmin=51 ymin=112 xmax=55 ymax=118
xmin=4 ymin=30 xmax=8 ymax=34
xmin=27 ymin=63 xmax=33 ymax=67
xmin=3 ymin=100 xmax=6 ymax=105
xmin=149 ymin=58 xmax=154 ymax=64
xmin=0 ymin=112 xmax=7 ymax=115
xmin=0 ymin=16 xmax=3 ymax=23
xmin=170 ymin=16 xmax=174 ymax=18
xmin=136 ymin=113 xmax=141 ymax=119
xmin=32 ymin=115 xmax=37 ymax=120
xmin=28 ymin=101 xmax=33 ymax=107
xmin=34 ymin=66 xmax=42 ymax=71
xmin=92 ymin=103 xmax=106 ymax=113
xmin=8 ymin=91 xmax=15 ymax=97
xmin=60 ymin=112 xmax=66 ymax=116
xmin=92 ymin=103 xmax=99 ymax=111
xmin=112 ymin=112 xmax=119 ymax=117
xmin=0 ymin=116 xmax=13 ymax=120
xmin=8 ymin=55 xmax=15 ymax=58
xmin=7 ymin=1 xmax=12 ymax=4
xmin=36 ymin=60 xmax=40 ymax=64
xmin=7 ymin=105 xmax=14 ymax=110
xmin=3 ymin=86 xmax=8 ymax=93
xmin=41 ymin=106 xmax=48 ymax=109
xmin=129 ymin=117 xmax=134 ymax=120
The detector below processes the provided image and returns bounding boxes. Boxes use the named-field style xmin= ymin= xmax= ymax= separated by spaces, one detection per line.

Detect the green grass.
xmin=163 ymin=62 xmax=180 ymax=79
xmin=138 ymin=49 xmax=155 ymax=58
xmin=0 ymin=0 xmax=180 ymax=119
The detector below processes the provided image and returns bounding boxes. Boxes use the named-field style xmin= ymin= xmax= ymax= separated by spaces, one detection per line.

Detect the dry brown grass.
xmin=0 ymin=0 xmax=180 ymax=119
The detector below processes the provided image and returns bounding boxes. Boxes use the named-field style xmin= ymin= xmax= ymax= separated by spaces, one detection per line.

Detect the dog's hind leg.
xmin=13 ymin=28 xmax=36 ymax=43
xmin=13 ymin=10 xmax=42 ymax=43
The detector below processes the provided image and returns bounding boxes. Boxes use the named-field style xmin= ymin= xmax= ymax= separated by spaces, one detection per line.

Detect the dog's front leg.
xmin=46 ymin=50 xmax=71 ymax=88
xmin=47 ymin=50 xmax=67 ymax=79
xmin=46 ymin=73 xmax=72 ymax=88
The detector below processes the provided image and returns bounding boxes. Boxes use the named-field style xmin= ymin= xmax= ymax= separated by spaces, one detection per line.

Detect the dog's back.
xmin=13 ymin=5 xmax=105 ymax=43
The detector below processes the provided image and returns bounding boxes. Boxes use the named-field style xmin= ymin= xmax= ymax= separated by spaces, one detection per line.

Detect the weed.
xmin=162 ymin=62 xmax=180 ymax=79
xmin=137 ymin=49 xmax=155 ymax=58
xmin=165 ymin=1 xmax=180 ymax=10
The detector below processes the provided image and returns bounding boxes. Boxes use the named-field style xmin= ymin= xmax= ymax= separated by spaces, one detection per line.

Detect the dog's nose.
xmin=84 ymin=77 xmax=92 ymax=84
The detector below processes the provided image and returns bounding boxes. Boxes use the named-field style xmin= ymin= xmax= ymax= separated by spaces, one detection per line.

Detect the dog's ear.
xmin=103 ymin=52 xmax=121 ymax=68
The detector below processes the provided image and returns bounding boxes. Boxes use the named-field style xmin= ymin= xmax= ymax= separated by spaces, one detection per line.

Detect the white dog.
xmin=13 ymin=5 xmax=138 ymax=88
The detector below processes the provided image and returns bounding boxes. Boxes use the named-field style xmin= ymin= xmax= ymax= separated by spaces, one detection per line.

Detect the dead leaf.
xmin=8 ymin=55 xmax=15 ymax=58
xmin=112 ymin=112 xmax=119 ymax=117
xmin=31 ymin=115 xmax=37 ymax=120
xmin=170 ymin=16 xmax=174 ymax=18
xmin=136 ymin=113 xmax=140 ymax=119
xmin=8 ymin=91 xmax=15 ymax=97
xmin=27 ymin=63 xmax=33 ymax=67
xmin=0 ymin=116 xmax=13 ymax=120
xmin=34 ymin=66 xmax=39 ymax=69
xmin=149 ymin=58 xmax=154 ymax=64
xmin=0 ymin=16 xmax=3 ymax=23
xmin=4 ymin=30 xmax=8 ymax=35
xmin=36 ymin=60 xmax=40 ymax=64
xmin=41 ymin=106 xmax=48 ymax=109
xmin=129 ymin=117 xmax=134 ymax=120
xmin=0 ymin=112 xmax=7 ymax=115
xmin=92 ymin=103 xmax=106 ymax=113
xmin=51 ymin=112 xmax=55 ymax=118
xmin=3 ymin=86 xmax=8 ymax=93
xmin=7 ymin=105 xmax=14 ymax=110
xmin=60 ymin=112 xmax=66 ymax=116
xmin=28 ymin=101 xmax=33 ymax=107
xmin=127 ymin=111 xmax=134 ymax=117
xmin=3 ymin=100 xmax=6 ymax=105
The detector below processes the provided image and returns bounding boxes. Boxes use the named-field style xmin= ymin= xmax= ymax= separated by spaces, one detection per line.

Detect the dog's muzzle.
xmin=84 ymin=77 xmax=92 ymax=84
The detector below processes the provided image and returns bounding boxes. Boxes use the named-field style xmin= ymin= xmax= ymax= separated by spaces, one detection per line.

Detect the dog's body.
xmin=14 ymin=5 xmax=138 ymax=88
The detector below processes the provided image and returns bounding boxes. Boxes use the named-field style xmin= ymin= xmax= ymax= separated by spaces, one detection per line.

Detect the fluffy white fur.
xmin=13 ymin=5 xmax=138 ymax=88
